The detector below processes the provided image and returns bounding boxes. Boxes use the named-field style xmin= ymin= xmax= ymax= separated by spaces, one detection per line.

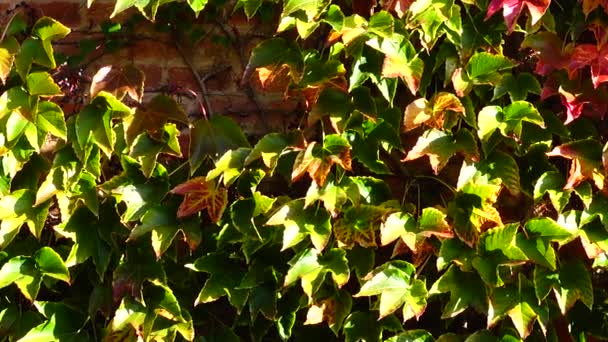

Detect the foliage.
xmin=1 ymin=0 xmax=608 ymax=340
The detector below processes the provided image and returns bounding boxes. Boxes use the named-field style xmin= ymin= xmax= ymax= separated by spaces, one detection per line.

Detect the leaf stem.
xmin=415 ymin=175 xmax=457 ymax=194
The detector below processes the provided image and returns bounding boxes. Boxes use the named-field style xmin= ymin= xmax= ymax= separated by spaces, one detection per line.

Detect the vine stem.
xmin=415 ymin=175 xmax=457 ymax=194
xmin=174 ymin=40 xmax=212 ymax=119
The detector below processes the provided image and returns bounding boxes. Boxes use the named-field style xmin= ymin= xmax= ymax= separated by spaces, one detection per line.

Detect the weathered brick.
xmin=38 ymin=2 xmax=82 ymax=28
xmin=139 ymin=64 xmax=163 ymax=88
xmin=168 ymin=67 xmax=199 ymax=90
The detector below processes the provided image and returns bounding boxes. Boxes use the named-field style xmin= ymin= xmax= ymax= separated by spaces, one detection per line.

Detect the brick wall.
xmin=1 ymin=0 xmax=299 ymax=135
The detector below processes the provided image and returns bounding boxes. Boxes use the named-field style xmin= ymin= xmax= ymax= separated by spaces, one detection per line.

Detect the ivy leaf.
xmin=402 ymin=92 xmax=464 ymax=132
xmin=354 ymin=260 xmax=428 ymax=320
xmin=0 ymin=189 xmax=49 ymax=247
xmin=124 ymin=95 xmax=188 ymax=145
xmin=546 ymin=139 xmax=604 ymax=191
xmin=521 ymin=32 xmax=567 ymax=75
xmin=533 ymin=259 xmax=593 ymax=314
xmin=244 ymin=133 xmax=289 ymax=170
xmin=305 ymin=177 xmax=348 ymax=217
xmin=61 ymin=204 xmax=122 ymax=279
xmin=386 ymin=330 xmax=435 ymax=342
xmin=492 ymin=73 xmax=541 ymax=101
xmin=19 ymin=302 xmax=87 ymax=341
xmin=282 ymin=0 xmax=331 ymax=21
xmin=533 ymin=171 xmax=571 ymax=213
xmin=292 ymin=135 xmax=352 ymax=187
xmin=0 ymin=37 xmax=19 ymax=84
xmin=283 ymin=248 xmax=349 ymax=298
xmin=466 ymin=52 xmax=515 ymax=83
xmin=343 ymin=312 xmax=382 ymax=342
xmin=485 ymin=0 xmax=550 ymax=32
xmin=189 ymin=116 xmax=251 ymax=174
xmin=128 ymin=206 xmax=183 ymax=258
xmin=171 ymin=177 xmax=228 ymax=223
xmin=408 ymin=0 xmax=462 ymax=50
xmin=567 ymin=44 xmax=608 ymax=89
xmin=206 ymin=148 xmax=251 ymax=187
xmin=90 ymin=65 xmax=145 ymax=102
xmin=524 ymin=217 xmax=577 ymax=244
xmin=130 ymin=124 xmax=182 ymax=178
xmin=0 ymin=256 xmax=41 ymax=301
xmin=186 ymin=253 xmax=248 ymax=309
xmin=403 ymin=128 xmax=479 ymax=174
xmin=187 ymin=0 xmax=209 ymax=15
xmin=304 ymin=289 xmax=352 ymax=335
xmin=367 ymin=33 xmax=424 ymax=94
xmin=489 ymin=274 xmax=549 ymax=338
xmin=334 ymin=204 xmax=397 ymax=249
xmin=429 ymin=265 xmax=488 ymax=318
xmin=34 ymin=247 xmax=70 ymax=284
xmin=36 ymin=101 xmax=67 ymax=140
xmin=266 ymin=199 xmax=331 ymax=251
xmin=26 ymin=71 xmax=62 ymax=96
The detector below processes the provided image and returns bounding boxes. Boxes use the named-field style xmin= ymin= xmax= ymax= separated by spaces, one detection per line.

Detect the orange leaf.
xmin=292 ymin=142 xmax=352 ymax=187
xmin=171 ymin=177 xmax=228 ymax=223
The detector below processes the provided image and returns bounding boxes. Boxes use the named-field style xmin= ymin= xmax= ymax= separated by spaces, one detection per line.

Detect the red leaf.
xmin=171 ymin=177 xmax=228 ymax=223
xmin=568 ymin=44 xmax=608 ymax=88
xmin=486 ymin=0 xmax=550 ymax=32
xmin=522 ymin=32 xmax=567 ymax=75
xmin=382 ymin=0 xmax=412 ymax=18
xmin=559 ymin=87 xmax=589 ymax=124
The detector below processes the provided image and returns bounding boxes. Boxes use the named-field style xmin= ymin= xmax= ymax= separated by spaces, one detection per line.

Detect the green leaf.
xmin=20 ymin=302 xmax=87 ymax=342
xmin=32 ymin=17 xmax=71 ymax=41
xmin=62 ymin=204 xmax=122 ymax=279
xmin=36 ymin=102 xmax=67 ymax=140
xmin=355 ymin=260 xmax=427 ymax=320
xmin=524 ymin=217 xmax=577 ymax=243
xmin=245 ymin=133 xmax=289 ymax=170
xmin=0 ymin=256 xmax=41 ymax=301
xmin=34 ymin=247 xmax=70 ymax=284
xmin=283 ymin=248 xmax=349 ymax=298
xmin=386 ymin=330 xmax=435 ymax=342
xmin=478 ymin=224 xmax=527 ymax=260
xmin=26 ymin=72 xmax=62 ymax=96
xmin=429 ymin=265 xmax=488 ymax=318
xmin=282 ymin=0 xmax=330 ymax=21
xmin=207 ymin=148 xmax=251 ymax=186
xmin=305 ymin=178 xmax=348 ymax=217
xmin=533 ymin=171 xmax=571 ymax=213
xmin=368 ymin=11 xmax=394 ymax=38
xmin=187 ymin=0 xmax=208 ymax=14
xmin=128 ymin=206 xmax=180 ymax=258
xmin=266 ymin=199 xmax=331 ymax=251
xmin=186 ymin=253 xmax=248 ymax=309
xmin=492 ymin=72 xmax=541 ymax=101
xmin=466 ymin=52 xmax=514 ymax=81
xmin=555 ymin=259 xmax=594 ymax=313
xmin=488 ymin=275 xmax=548 ymax=339
xmin=515 ymin=234 xmax=556 ymax=270
xmin=403 ymin=128 xmax=479 ymax=174
xmin=478 ymin=151 xmax=521 ymax=195
xmin=343 ymin=312 xmax=382 ymax=342
xmin=189 ymin=116 xmax=250 ymax=174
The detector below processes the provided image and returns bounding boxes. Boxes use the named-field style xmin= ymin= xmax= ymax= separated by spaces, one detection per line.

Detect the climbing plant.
xmin=1 ymin=0 xmax=608 ymax=340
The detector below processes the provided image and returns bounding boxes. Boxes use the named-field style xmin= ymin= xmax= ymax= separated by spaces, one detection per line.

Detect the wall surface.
xmin=0 ymin=0 xmax=299 ymax=135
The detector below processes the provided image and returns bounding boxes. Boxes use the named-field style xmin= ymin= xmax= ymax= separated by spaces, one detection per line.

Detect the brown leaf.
xmin=547 ymin=143 xmax=605 ymax=190
xmin=402 ymin=98 xmax=430 ymax=132
xmin=124 ymin=95 xmax=188 ymax=144
xmin=171 ymin=177 xmax=228 ymax=223
xmin=256 ymin=64 xmax=292 ymax=93
xmin=90 ymin=65 xmax=145 ymax=102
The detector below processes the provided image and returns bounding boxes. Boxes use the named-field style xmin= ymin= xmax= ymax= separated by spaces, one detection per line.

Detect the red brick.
xmin=139 ymin=64 xmax=163 ymax=88
xmin=38 ymin=2 xmax=82 ymax=28
xmin=168 ymin=67 xmax=198 ymax=90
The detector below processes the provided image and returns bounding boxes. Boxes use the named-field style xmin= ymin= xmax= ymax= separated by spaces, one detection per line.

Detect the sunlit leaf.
xmin=171 ymin=177 xmax=228 ymax=223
